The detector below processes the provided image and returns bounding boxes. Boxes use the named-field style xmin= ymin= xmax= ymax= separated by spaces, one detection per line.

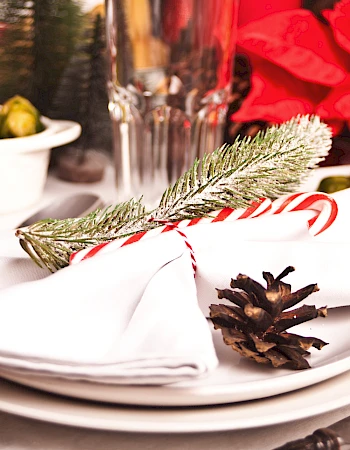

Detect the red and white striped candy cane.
xmin=270 ymin=192 xmax=338 ymax=236
xmin=70 ymin=192 xmax=337 ymax=265
xmin=69 ymin=198 xmax=272 ymax=265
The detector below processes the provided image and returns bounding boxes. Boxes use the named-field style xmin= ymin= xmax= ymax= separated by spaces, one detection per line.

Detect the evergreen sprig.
xmin=16 ymin=115 xmax=332 ymax=272
xmin=17 ymin=198 xmax=147 ymax=271
xmin=152 ymin=115 xmax=330 ymax=221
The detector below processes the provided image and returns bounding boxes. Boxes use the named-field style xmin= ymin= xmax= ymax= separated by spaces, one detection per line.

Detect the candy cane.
xmin=70 ymin=192 xmax=337 ymax=265
xmin=270 ymin=192 xmax=338 ymax=236
xmin=69 ymin=198 xmax=272 ymax=264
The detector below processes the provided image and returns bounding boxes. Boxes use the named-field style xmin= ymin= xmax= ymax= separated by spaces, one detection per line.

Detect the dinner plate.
xmin=0 ymin=308 xmax=349 ymax=407
xmin=0 ymin=369 xmax=350 ymax=433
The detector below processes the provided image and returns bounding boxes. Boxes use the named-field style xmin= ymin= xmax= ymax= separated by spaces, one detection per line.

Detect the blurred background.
xmin=0 ymin=0 xmax=111 ymax=156
xmin=0 ymin=0 xmax=349 ymax=168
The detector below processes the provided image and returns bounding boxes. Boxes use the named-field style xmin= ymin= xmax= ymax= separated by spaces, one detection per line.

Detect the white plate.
xmin=0 ymin=308 xmax=349 ymax=407
xmin=0 ymin=368 xmax=350 ymax=433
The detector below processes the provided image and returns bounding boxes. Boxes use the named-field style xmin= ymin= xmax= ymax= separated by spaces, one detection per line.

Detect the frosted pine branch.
xmin=16 ymin=115 xmax=332 ymax=272
xmin=16 ymin=198 xmax=147 ymax=271
xmin=149 ymin=115 xmax=331 ymax=221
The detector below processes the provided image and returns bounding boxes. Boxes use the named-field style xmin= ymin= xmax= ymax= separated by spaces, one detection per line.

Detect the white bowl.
xmin=0 ymin=117 xmax=81 ymax=214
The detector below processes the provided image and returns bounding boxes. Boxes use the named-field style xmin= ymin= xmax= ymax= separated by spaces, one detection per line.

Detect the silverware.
xmin=273 ymin=415 xmax=350 ymax=449
xmin=17 ymin=193 xmax=104 ymax=228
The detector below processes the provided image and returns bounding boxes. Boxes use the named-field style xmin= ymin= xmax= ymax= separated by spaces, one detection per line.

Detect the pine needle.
xmin=16 ymin=115 xmax=332 ymax=272
xmin=16 ymin=198 xmax=147 ymax=271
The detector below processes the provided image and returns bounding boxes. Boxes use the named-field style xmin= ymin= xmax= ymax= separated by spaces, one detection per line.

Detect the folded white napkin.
xmin=0 ymin=189 xmax=349 ymax=385
xmin=0 ymin=232 xmax=218 ymax=384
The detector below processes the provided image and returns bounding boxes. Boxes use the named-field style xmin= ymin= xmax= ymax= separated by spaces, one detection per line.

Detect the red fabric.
xmin=233 ymin=0 xmax=350 ymax=136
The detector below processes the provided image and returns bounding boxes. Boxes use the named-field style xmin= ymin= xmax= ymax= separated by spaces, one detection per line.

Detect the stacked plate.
xmin=1 ymin=165 xmax=350 ymax=433
xmin=0 ymin=306 xmax=349 ymax=433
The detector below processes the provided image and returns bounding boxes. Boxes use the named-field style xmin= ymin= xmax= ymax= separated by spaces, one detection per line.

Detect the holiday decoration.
xmin=16 ymin=115 xmax=332 ymax=272
xmin=69 ymin=191 xmax=337 ymax=265
xmin=0 ymin=0 xmax=83 ymax=115
xmin=232 ymin=0 xmax=350 ymax=137
xmin=210 ymin=266 xmax=328 ymax=369
xmin=0 ymin=0 xmax=111 ymax=157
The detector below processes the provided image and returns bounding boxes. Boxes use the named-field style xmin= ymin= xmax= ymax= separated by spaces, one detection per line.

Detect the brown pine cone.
xmin=210 ymin=266 xmax=328 ymax=370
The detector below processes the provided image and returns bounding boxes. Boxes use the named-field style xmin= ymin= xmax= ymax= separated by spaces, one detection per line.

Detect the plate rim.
xmin=0 ymin=337 xmax=349 ymax=407
xmin=0 ymin=370 xmax=350 ymax=433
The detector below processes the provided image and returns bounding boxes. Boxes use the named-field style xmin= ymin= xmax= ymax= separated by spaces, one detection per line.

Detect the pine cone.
xmin=210 ymin=266 xmax=328 ymax=370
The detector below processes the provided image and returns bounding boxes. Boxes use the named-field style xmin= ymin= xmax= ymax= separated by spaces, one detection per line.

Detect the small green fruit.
xmin=0 ymin=95 xmax=43 ymax=138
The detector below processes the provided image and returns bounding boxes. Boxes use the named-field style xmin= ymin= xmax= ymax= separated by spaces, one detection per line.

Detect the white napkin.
xmin=0 ymin=231 xmax=49 ymax=289
xmin=0 ymin=189 xmax=349 ymax=385
xmin=0 ymin=232 xmax=218 ymax=384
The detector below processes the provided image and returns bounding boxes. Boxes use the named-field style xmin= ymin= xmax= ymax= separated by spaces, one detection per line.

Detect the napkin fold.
xmin=0 ymin=189 xmax=350 ymax=385
xmin=0 ymin=232 xmax=218 ymax=384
